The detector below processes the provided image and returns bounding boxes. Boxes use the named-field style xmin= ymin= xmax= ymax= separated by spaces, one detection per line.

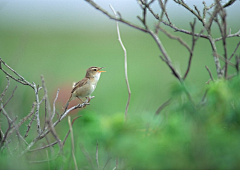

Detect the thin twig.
xmin=223 ymin=0 xmax=237 ymax=8
xmin=68 ymin=116 xmax=78 ymax=170
xmin=229 ymin=41 xmax=240 ymax=61
xmin=8 ymin=102 xmax=36 ymax=138
xmin=20 ymin=102 xmax=89 ymax=156
xmin=183 ymin=18 xmax=197 ymax=80
xmin=29 ymin=141 xmax=58 ymax=152
xmin=41 ymin=75 xmax=51 ymax=121
xmin=0 ymin=58 xmax=33 ymax=88
xmin=215 ymin=29 xmax=240 ymax=42
xmin=216 ymin=53 xmax=236 ymax=67
xmin=29 ymin=115 xmax=82 ymax=152
xmin=103 ymin=157 xmax=112 ymax=170
xmin=0 ymin=104 xmax=17 ymax=148
xmin=85 ymin=0 xmax=147 ymax=33
xmin=158 ymin=27 xmax=191 ymax=52
xmin=0 ymin=76 xmax=10 ymax=102
xmin=79 ymin=143 xmax=95 ymax=169
xmin=155 ymin=99 xmax=171 ymax=115
xmin=203 ymin=1 xmax=215 ymax=23
xmin=205 ymin=66 xmax=214 ymax=83
xmin=110 ymin=5 xmax=131 ymax=122
xmin=52 ymin=89 xmax=60 ymax=120
xmin=46 ymin=117 xmax=63 ymax=154
xmin=235 ymin=55 xmax=239 ymax=75
xmin=3 ymin=86 xmax=17 ymax=109
xmin=96 ymin=140 xmax=99 ymax=170
xmin=173 ymin=0 xmax=203 ymax=23
xmin=24 ymin=112 xmax=36 ymax=138
xmin=199 ymin=89 xmax=209 ymax=105
xmin=116 ymin=157 xmax=119 ymax=170
xmin=63 ymin=116 xmax=82 ymax=145
xmin=33 ymin=82 xmax=42 ymax=135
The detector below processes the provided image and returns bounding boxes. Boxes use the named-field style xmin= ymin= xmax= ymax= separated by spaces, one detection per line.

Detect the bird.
xmin=64 ymin=66 xmax=105 ymax=111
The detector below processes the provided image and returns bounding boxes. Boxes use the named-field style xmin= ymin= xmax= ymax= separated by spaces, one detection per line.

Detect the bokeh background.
xmin=0 ymin=0 xmax=240 ymax=169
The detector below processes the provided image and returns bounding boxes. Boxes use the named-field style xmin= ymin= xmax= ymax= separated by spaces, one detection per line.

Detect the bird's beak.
xmin=97 ymin=67 xmax=106 ymax=73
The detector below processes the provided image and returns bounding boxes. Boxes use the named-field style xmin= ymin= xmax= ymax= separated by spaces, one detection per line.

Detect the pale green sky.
xmin=0 ymin=0 xmax=239 ymax=31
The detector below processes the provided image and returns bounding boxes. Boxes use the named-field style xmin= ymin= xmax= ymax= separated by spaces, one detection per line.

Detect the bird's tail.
xmin=63 ymin=94 xmax=74 ymax=112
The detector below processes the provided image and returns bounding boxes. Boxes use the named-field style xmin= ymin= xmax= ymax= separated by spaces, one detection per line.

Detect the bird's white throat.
xmin=94 ymin=72 xmax=101 ymax=82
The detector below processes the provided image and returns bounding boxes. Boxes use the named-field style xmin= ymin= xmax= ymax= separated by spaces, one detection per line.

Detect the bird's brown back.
xmin=71 ymin=77 xmax=89 ymax=93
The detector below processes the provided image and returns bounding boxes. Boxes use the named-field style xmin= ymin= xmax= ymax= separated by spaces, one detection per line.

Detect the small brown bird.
xmin=64 ymin=66 xmax=106 ymax=111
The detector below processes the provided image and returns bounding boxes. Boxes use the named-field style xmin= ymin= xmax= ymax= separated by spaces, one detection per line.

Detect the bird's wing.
xmin=71 ymin=78 xmax=89 ymax=93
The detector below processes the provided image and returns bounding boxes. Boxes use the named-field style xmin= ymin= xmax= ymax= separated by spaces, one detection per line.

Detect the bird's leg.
xmin=77 ymin=97 xmax=84 ymax=103
xmin=87 ymin=96 xmax=92 ymax=103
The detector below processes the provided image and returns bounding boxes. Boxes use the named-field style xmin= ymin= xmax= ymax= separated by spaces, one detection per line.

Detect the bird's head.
xmin=85 ymin=67 xmax=106 ymax=79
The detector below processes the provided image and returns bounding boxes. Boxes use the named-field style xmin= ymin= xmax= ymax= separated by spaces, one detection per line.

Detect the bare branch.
xmin=103 ymin=157 xmax=112 ymax=170
xmin=24 ymin=112 xmax=36 ymax=138
xmin=149 ymin=30 xmax=181 ymax=80
xmin=80 ymin=143 xmax=95 ymax=169
xmin=213 ymin=1 xmax=228 ymax=78
xmin=41 ymin=75 xmax=51 ymax=130
xmin=157 ymin=26 xmax=191 ymax=52
xmin=110 ymin=4 xmax=131 ymax=121
xmin=173 ymin=0 xmax=203 ymax=23
xmin=46 ymin=117 xmax=63 ymax=154
xmin=96 ymin=140 xmax=99 ymax=170
xmin=236 ymin=55 xmax=240 ymax=75
xmin=161 ymin=20 xmax=209 ymax=39
xmin=223 ymin=0 xmax=237 ymax=8
xmin=68 ymin=116 xmax=78 ymax=170
xmin=155 ymin=99 xmax=171 ymax=115
xmin=8 ymin=102 xmax=36 ymax=138
xmin=0 ymin=58 xmax=33 ymax=88
xmin=63 ymin=115 xmax=82 ymax=145
xmin=0 ymin=76 xmax=10 ymax=102
xmin=205 ymin=66 xmax=214 ymax=83
xmin=29 ymin=141 xmax=58 ymax=152
xmin=183 ymin=19 xmax=197 ymax=80
xmin=32 ymin=82 xmax=42 ymax=135
xmin=202 ymin=1 xmax=215 ymax=22
xmin=229 ymin=41 xmax=240 ymax=61
xmin=3 ymin=86 xmax=17 ymax=109
xmin=52 ymin=89 xmax=60 ymax=120
xmin=215 ymin=29 xmax=240 ymax=42
xmin=20 ymin=102 xmax=89 ymax=155
xmin=216 ymin=53 xmax=236 ymax=67
xmin=29 ymin=115 xmax=82 ymax=152
xmin=84 ymin=0 xmax=147 ymax=33
xmin=0 ymin=104 xmax=17 ymax=149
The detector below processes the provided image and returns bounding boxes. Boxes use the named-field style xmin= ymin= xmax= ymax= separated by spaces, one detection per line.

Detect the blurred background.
xmin=0 ymin=0 xmax=240 ymax=169
xmin=0 ymin=0 xmax=239 ymax=115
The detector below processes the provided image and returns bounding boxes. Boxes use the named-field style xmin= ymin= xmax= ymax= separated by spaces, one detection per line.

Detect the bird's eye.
xmin=93 ymin=69 xmax=97 ymax=71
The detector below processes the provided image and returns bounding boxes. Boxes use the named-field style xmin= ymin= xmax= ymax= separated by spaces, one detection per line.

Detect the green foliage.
xmin=74 ymin=77 xmax=240 ymax=169
xmin=1 ymin=77 xmax=240 ymax=169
